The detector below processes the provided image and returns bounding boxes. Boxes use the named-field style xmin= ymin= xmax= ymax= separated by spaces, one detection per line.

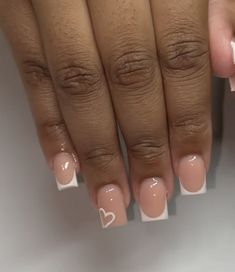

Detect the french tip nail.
xmin=180 ymin=177 xmax=207 ymax=196
xmin=140 ymin=199 xmax=168 ymax=222
xmin=178 ymin=155 xmax=207 ymax=196
xmin=53 ymin=152 xmax=78 ymax=191
xmin=56 ymin=171 xmax=78 ymax=191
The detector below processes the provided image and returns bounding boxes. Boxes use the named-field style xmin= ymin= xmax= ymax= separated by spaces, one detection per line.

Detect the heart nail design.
xmin=99 ymin=208 xmax=116 ymax=228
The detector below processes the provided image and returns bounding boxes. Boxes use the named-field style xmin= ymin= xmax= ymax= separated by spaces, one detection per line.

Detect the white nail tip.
xmin=56 ymin=171 xmax=78 ymax=191
xmin=180 ymin=177 xmax=207 ymax=196
xmin=140 ymin=200 xmax=168 ymax=222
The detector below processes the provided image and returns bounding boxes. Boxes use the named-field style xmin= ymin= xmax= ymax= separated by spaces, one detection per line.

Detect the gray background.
xmin=0 ymin=33 xmax=234 ymax=272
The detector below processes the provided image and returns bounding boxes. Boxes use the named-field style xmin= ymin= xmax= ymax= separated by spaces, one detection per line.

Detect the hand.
xmin=0 ymin=0 xmax=212 ymax=229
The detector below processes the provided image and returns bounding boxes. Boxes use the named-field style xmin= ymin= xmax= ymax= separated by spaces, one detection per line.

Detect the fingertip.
xmin=209 ymin=5 xmax=235 ymax=77
xmin=210 ymin=25 xmax=234 ymax=77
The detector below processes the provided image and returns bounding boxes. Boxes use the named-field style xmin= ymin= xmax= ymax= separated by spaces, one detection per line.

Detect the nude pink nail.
xmin=97 ymin=184 xmax=127 ymax=229
xmin=178 ymin=155 xmax=206 ymax=195
xmin=229 ymin=76 xmax=235 ymax=92
xmin=53 ymin=152 xmax=78 ymax=191
xmin=231 ymin=40 xmax=235 ymax=64
xmin=139 ymin=177 xmax=168 ymax=222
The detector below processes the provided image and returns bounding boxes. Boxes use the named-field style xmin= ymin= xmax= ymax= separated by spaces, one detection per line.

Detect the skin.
xmin=0 ymin=0 xmax=212 ymax=208
xmin=209 ymin=0 xmax=235 ymax=77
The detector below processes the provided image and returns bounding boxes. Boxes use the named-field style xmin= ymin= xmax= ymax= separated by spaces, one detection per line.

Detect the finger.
xmin=209 ymin=0 xmax=235 ymax=90
xmin=87 ymin=0 xmax=174 ymax=221
xmin=0 ymin=0 xmax=80 ymax=190
xmin=31 ymin=0 xmax=130 ymax=228
xmin=151 ymin=0 xmax=212 ymax=195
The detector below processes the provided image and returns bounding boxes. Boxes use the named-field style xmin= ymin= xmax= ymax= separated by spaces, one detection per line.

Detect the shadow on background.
xmin=207 ymin=77 xmax=225 ymax=189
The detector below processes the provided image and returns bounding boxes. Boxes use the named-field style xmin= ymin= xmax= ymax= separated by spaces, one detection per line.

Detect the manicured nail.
xmin=139 ymin=177 xmax=168 ymax=222
xmin=53 ymin=152 xmax=78 ymax=191
xmin=231 ymin=40 xmax=235 ymax=64
xmin=229 ymin=40 xmax=235 ymax=91
xmin=178 ymin=155 xmax=206 ymax=195
xmin=229 ymin=76 xmax=235 ymax=92
xmin=97 ymin=184 xmax=127 ymax=229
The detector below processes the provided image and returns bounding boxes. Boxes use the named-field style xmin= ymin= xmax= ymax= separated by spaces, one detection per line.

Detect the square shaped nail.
xmin=139 ymin=177 xmax=168 ymax=222
xmin=178 ymin=155 xmax=207 ymax=196
xmin=54 ymin=152 xmax=78 ymax=191
xmin=56 ymin=170 xmax=78 ymax=191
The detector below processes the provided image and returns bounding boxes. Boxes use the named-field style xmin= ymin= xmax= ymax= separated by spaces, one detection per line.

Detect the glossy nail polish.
xmin=139 ymin=177 xmax=168 ymax=222
xmin=53 ymin=152 xmax=78 ymax=191
xmin=178 ymin=155 xmax=206 ymax=195
xmin=97 ymin=184 xmax=127 ymax=229
xmin=229 ymin=76 xmax=235 ymax=92
xmin=231 ymin=40 xmax=235 ymax=63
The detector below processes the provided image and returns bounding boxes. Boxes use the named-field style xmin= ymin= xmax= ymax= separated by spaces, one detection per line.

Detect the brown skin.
xmin=0 ymin=0 xmax=211 ymax=207
xmin=151 ymin=0 xmax=212 ymax=177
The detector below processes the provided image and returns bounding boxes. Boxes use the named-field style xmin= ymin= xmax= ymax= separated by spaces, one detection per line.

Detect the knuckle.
xmin=160 ymin=29 xmax=208 ymax=76
xmin=129 ymin=138 xmax=167 ymax=163
xmin=171 ymin=111 xmax=209 ymax=138
xmin=109 ymin=49 xmax=157 ymax=89
xmin=54 ymin=60 xmax=103 ymax=100
xmin=83 ymin=146 xmax=119 ymax=171
xmin=38 ymin=119 xmax=67 ymax=140
xmin=22 ymin=59 xmax=51 ymax=87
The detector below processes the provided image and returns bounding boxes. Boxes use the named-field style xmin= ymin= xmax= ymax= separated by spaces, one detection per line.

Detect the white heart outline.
xmin=99 ymin=208 xmax=116 ymax=228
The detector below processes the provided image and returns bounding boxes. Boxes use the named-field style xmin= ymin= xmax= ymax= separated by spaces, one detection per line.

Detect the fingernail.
xmin=229 ymin=40 xmax=235 ymax=91
xmin=231 ymin=40 xmax=235 ymax=64
xmin=229 ymin=76 xmax=235 ymax=92
xmin=97 ymin=184 xmax=127 ymax=229
xmin=139 ymin=177 xmax=168 ymax=222
xmin=178 ymin=155 xmax=206 ymax=195
xmin=53 ymin=152 xmax=78 ymax=191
